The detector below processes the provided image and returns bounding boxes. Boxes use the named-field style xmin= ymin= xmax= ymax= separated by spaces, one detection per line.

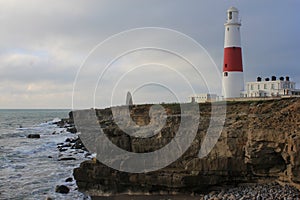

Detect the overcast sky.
xmin=0 ymin=0 xmax=299 ymax=109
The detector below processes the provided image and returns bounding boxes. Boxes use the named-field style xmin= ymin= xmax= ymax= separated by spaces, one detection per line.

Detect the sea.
xmin=0 ymin=109 xmax=90 ymax=200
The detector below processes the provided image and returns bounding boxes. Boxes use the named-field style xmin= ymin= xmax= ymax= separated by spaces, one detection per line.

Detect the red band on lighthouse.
xmin=223 ymin=47 xmax=243 ymax=72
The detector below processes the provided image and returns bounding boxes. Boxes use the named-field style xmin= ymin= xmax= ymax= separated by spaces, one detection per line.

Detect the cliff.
xmin=72 ymin=98 xmax=300 ymax=196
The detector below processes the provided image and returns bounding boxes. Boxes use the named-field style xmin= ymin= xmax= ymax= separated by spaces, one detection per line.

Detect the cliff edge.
xmin=72 ymin=98 xmax=300 ymax=196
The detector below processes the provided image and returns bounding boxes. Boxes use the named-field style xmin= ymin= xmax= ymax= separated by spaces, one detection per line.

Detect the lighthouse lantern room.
xmin=222 ymin=7 xmax=244 ymax=98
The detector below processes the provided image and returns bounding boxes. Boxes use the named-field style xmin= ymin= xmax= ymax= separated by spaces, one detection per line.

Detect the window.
xmin=227 ymin=27 xmax=229 ymax=31
xmin=251 ymin=85 xmax=253 ymax=90
xmin=224 ymin=72 xmax=228 ymax=77
xmin=229 ymin=12 xmax=232 ymax=20
xmin=264 ymin=84 xmax=267 ymax=89
xmin=225 ymin=64 xmax=227 ymax=68
xmin=271 ymin=84 xmax=275 ymax=89
xmin=257 ymin=85 xmax=260 ymax=90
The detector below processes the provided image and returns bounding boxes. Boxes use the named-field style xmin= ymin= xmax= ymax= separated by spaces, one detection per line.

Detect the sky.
xmin=0 ymin=0 xmax=299 ymax=109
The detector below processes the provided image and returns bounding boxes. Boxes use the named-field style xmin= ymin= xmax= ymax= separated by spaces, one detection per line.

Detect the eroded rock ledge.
xmin=72 ymin=98 xmax=300 ymax=196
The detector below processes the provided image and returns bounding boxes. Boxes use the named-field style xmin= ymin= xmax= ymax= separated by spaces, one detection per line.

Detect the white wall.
xmin=222 ymin=72 xmax=244 ymax=98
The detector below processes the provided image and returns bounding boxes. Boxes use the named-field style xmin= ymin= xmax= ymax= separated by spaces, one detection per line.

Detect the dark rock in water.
xmin=65 ymin=177 xmax=73 ymax=182
xmin=58 ymin=148 xmax=68 ymax=152
xmin=48 ymin=156 xmax=53 ymax=158
xmin=27 ymin=134 xmax=40 ymax=138
xmin=52 ymin=131 xmax=56 ymax=135
xmin=54 ymin=118 xmax=71 ymax=128
xmin=61 ymin=143 xmax=72 ymax=148
xmin=58 ymin=157 xmax=76 ymax=161
xmin=84 ymin=152 xmax=92 ymax=158
xmin=55 ymin=185 xmax=70 ymax=194
xmin=65 ymin=137 xmax=78 ymax=143
xmin=67 ymin=126 xmax=77 ymax=133
xmin=71 ymin=139 xmax=86 ymax=151
xmin=65 ymin=138 xmax=71 ymax=142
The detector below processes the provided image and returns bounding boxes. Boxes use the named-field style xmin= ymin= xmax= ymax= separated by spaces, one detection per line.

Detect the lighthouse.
xmin=222 ymin=7 xmax=244 ymax=98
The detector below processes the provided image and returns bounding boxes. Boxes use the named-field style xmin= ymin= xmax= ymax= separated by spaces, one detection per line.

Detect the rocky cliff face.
xmin=72 ymin=98 xmax=300 ymax=196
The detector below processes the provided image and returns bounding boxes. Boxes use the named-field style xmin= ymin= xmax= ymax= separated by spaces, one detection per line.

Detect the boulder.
xmin=55 ymin=185 xmax=70 ymax=194
xmin=65 ymin=177 xmax=73 ymax=182
xmin=58 ymin=157 xmax=76 ymax=161
xmin=27 ymin=134 xmax=40 ymax=138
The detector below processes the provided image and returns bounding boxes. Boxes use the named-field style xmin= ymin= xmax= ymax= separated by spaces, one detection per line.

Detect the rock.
xmin=71 ymin=139 xmax=86 ymax=150
xmin=58 ymin=148 xmax=68 ymax=152
xmin=58 ymin=157 xmax=76 ymax=161
xmin=27 ymin=134 xmax=40 ymax=138
xmin=65 ymin=177 xmax=73 ymax=182
xmin=55 ymin=185 xmax=70 ymax=194
xmin=59 ymin=143 xmax=71 ymax=148
xmin=84 ymin=152 xmax=92 ymax=158
xmin=48 ymin=156 xmax=53 ymax=158
xmin=67 ymin=127 xmax=77 ymax=133
xmin=65 ymin=138 xmax=71 ymax=142
xmin=71 ymin=98 xmax=300 ymax=196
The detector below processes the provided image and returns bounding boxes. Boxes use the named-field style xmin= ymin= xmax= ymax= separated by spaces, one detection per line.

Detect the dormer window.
xmin=229 ymin=12 xmax=232 ymax=20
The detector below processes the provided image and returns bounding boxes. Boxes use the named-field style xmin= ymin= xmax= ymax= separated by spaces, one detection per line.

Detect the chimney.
xmin=286 ymin=76 xmax=290 ymax=81
xmin=279 ymin=77 xmax=284 ymax=81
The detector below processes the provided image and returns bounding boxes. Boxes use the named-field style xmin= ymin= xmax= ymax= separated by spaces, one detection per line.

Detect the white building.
xmin=244 ymin=76 xmax=300 ymax=97
xmin=189 ymin=94 xmax=218 ymax=103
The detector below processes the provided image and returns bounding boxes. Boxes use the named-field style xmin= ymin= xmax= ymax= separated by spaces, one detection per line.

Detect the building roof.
xmin=227 ymin=6 xmax=238 ymax=12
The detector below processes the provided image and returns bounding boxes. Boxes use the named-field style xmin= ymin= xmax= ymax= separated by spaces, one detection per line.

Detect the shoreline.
xmin=89 ymin=182 xmax=299 ymax=200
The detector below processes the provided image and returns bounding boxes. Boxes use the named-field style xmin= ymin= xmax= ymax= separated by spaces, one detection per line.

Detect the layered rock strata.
xmin=73 ymin=98 xmax=300 ymax=196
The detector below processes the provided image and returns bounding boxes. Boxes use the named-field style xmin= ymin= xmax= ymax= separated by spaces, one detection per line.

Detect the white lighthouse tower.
xmin=222 ymin=7 xmax=244 ymax=98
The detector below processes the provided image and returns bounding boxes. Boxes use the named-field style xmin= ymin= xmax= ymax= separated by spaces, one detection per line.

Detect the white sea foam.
xmin=0 ymin=110 xmax=89 ymax=199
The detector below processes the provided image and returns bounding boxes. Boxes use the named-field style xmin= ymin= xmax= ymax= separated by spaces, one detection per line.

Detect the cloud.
xmin=0 ymin=0 xmax=299 ymax=108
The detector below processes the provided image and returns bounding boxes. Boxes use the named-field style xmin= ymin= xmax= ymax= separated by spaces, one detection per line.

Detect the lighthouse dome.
xmin=226 ymin=6 xmax=240 ymax=24
xmin=227 ymin=7 xmax=238 ymax=12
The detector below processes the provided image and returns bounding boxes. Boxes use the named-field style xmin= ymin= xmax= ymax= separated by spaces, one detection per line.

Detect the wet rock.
xmin=84 ymin=152 xmax=92 ymax=158
xmin=58 ymin=157 xmax=76 ymax=161
xmin=60 ymin=143 xmax=72 ymax=148
xmin=65 ymin=138 xmax=71 ymax=143
xmin=66 ymin=137 xmax=79 ymax=143
xmin=66 ymin=127 xmax=77 ymax=133
xmin=71 ymin=139 xmax=86 ymax=151
xmin=55 ymin=185 xmax=70 ymax=194
xmin=58 ymin=148 xmax=68 ymax=152
xmin=65 ymin=177 xmax=73 ymax=182
xmin=27 ymin=134 xmax=40 ymax=138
